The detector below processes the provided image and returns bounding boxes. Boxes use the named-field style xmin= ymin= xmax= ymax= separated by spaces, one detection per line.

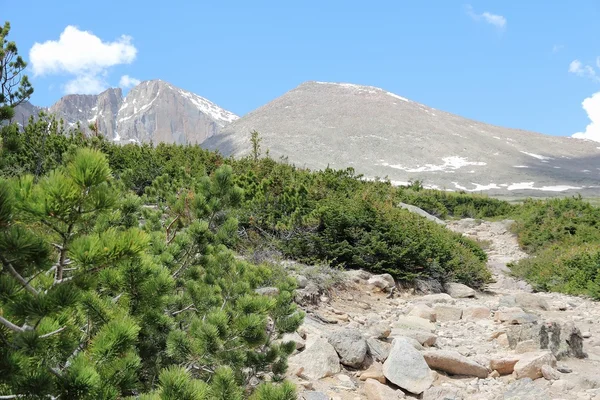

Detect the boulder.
xmin=328 ymin=329 xmax=368 ymax=368
xmin=495 ymin=307 xmax=538 ymax=325
xmin=368 ymin=274 xmax=395 ymax=290
xmin=364 ymin=378 xmax=405 ymax=399
xmin=288 ymin=338 xmax=341 ymax=380
xmin=541 ymin=365 xmax=561 ymax=381
xmin=414 ymin=279 xmax=444 ymax=294
xmin=278 ymin=331 xmax=306 ymax=350
xmin=344 ymin=269 xmax=372 ymax=283
xmin=505 ymin=320 xmax=587 ymax=359
xmin=513 ymin=352 xmax=557 ymax=380
xmin=408 ymin=304 xmax=437 ymax=322
xmin=366 ymin=321 xmax=392 ymax=339
xmin=390 ymin=328 xmax=437 ymax=347
xmin=416 ymin=293 xmax=455 ymax=305
xmin=444 ymin=282 xmax=476 ymax=298
xmin=489 ymin=356 xmax=520 ymax=375
xmin=395 ymin=316 xmax=436 ymax=332
xmin=359 ymin=362 xmax=386 ymax=383
xmin=515 ymin=340 xmax=538 ymax=354
xmin=422 ymin=386 xmax=464 ymax=400
xmin=433 ymin=305 xmax=463 ymax=322
xmin=383 ymin=338 xmax=434 ymax=395
xmin=503 ymin=378 xmax=549 ymax=399
xmin=422 ymin=350 xmax=489 ymax=378
xmin=515 ymin=293 xmax=549 ymax=311
xmin=366 ymin=338 xmax=392 ymax=362
xmin=462 ymin=306 xmax=490 ymax=320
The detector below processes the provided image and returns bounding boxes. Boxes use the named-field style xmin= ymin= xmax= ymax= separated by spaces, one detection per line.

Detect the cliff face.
xmin=15 ymin=80 xmax=238 ymax=144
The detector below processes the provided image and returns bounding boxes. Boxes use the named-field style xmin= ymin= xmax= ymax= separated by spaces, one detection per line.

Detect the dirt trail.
xmin=288 ymin=218 xmax=600 ymax=400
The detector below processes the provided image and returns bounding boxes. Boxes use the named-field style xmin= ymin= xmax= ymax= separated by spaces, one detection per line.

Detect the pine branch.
xmin=0 ymin=254 xmax=39 ymax=296
xmin=0 ymin=316 xmax=25 ymax=333
xmin=39 ymin=326 xmax=66 ymax=338
xmin=171 ymin=304 xmax=197 ymax=316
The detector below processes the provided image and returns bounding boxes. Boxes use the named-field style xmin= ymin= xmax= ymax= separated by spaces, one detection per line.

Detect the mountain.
xmin=14 ymin=80 xmax=238 ymax=144
xmin=204 ymin=81 xmax=600 ymax=197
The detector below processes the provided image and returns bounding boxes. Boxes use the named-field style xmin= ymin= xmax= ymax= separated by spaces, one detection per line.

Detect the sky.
xmin=3 ymin=0 xmax=600 ymax=141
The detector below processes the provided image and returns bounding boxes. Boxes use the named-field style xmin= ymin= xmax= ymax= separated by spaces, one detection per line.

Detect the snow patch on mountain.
xmin=177 ymin=89 xmax=238 ymax=126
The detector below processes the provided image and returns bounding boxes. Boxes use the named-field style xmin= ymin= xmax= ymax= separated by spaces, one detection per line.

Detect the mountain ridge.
xmin=13 ymin=79 xmax=238 ymax=145
xmin=203 ymin=81 xmax=600 ymax=197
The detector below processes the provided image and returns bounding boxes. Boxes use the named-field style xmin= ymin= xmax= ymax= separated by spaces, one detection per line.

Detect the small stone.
xmin=557 ymin=365 xmax=572 ymax=373
xmin=582 ymin=331 xmax=592 ymax=338
xmin=490 ymin=370 xmax=500 ymax=378
xmin=541 ymin=365 xmax=561 ymax=380
xmin=496 ymin=333 xmax=510 ymax=347
xmin=489 ymin=356 xmax=520 ymax=375
xmin=359 ymin=362 xmax=386 ymax=383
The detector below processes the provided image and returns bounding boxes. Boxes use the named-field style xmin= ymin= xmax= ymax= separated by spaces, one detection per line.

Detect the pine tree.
xmin=0 ymin=21 xmax=34 ymax=122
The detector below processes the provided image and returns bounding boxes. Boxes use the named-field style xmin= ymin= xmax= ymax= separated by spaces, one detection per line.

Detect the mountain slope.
xmin=204 ymin=81 xmax=600 ymax=196
xmin=14 ymin=80 xmax=238 ymax=145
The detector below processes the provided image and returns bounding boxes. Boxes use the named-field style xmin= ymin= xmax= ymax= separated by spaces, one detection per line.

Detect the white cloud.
xmin=466 ymin=5 xmax=506 ymax=30
xmin=573 ymin=91 xmax=600 ymax=142
xmin=552 ymin=44 xmax=564 ymax=53
xmin=64 ymin=75 xmax=106 ymax=94
xmin=569 ymin=59 xmax=600 ymax=82
xmin=119 ymin=75 xmax=141 ymax=88
xmin=29 ymin=26 xmax=137 ymax=94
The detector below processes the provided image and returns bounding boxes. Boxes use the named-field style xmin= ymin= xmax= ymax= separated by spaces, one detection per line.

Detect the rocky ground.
xmin=280 ymin=218 xmax=600 ymax=400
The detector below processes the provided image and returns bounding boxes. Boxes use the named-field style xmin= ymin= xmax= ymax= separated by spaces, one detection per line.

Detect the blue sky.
xmin=3 ymin=0 xmax=600 ymax=140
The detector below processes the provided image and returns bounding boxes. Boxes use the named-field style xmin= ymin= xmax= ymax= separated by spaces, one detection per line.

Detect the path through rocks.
xmin=282 ymin=218 xmax=600 ymax=400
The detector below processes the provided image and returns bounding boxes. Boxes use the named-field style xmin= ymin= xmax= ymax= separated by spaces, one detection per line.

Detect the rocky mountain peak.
xmin=14 ymin=80 xmax=237 ymax=145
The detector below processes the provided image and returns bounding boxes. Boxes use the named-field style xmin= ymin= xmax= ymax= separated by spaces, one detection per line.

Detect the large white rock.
xmin=368 ymin=274 xmax=396 ymax=290
xmin=383 ymin=338 xmax=433 ymax=395
xmin=444 ymin=282 xmax=476 ymax=298
xmin=513 ymin=352 xmax=557 ymax=380
xmin=408 ymin=303 xmax=437 ymax=322
xmin=422 ymin=350 xmax=489 ymax=378
xmin=395 ymin=316 xmax=436 ymax=332
xmin=328 ymin=328 xmax=368 ymax=368
xmin=433 ymin=305 xmax=463 ymax=322
xmin=288 ymin=337 xmax=341 ymax=380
